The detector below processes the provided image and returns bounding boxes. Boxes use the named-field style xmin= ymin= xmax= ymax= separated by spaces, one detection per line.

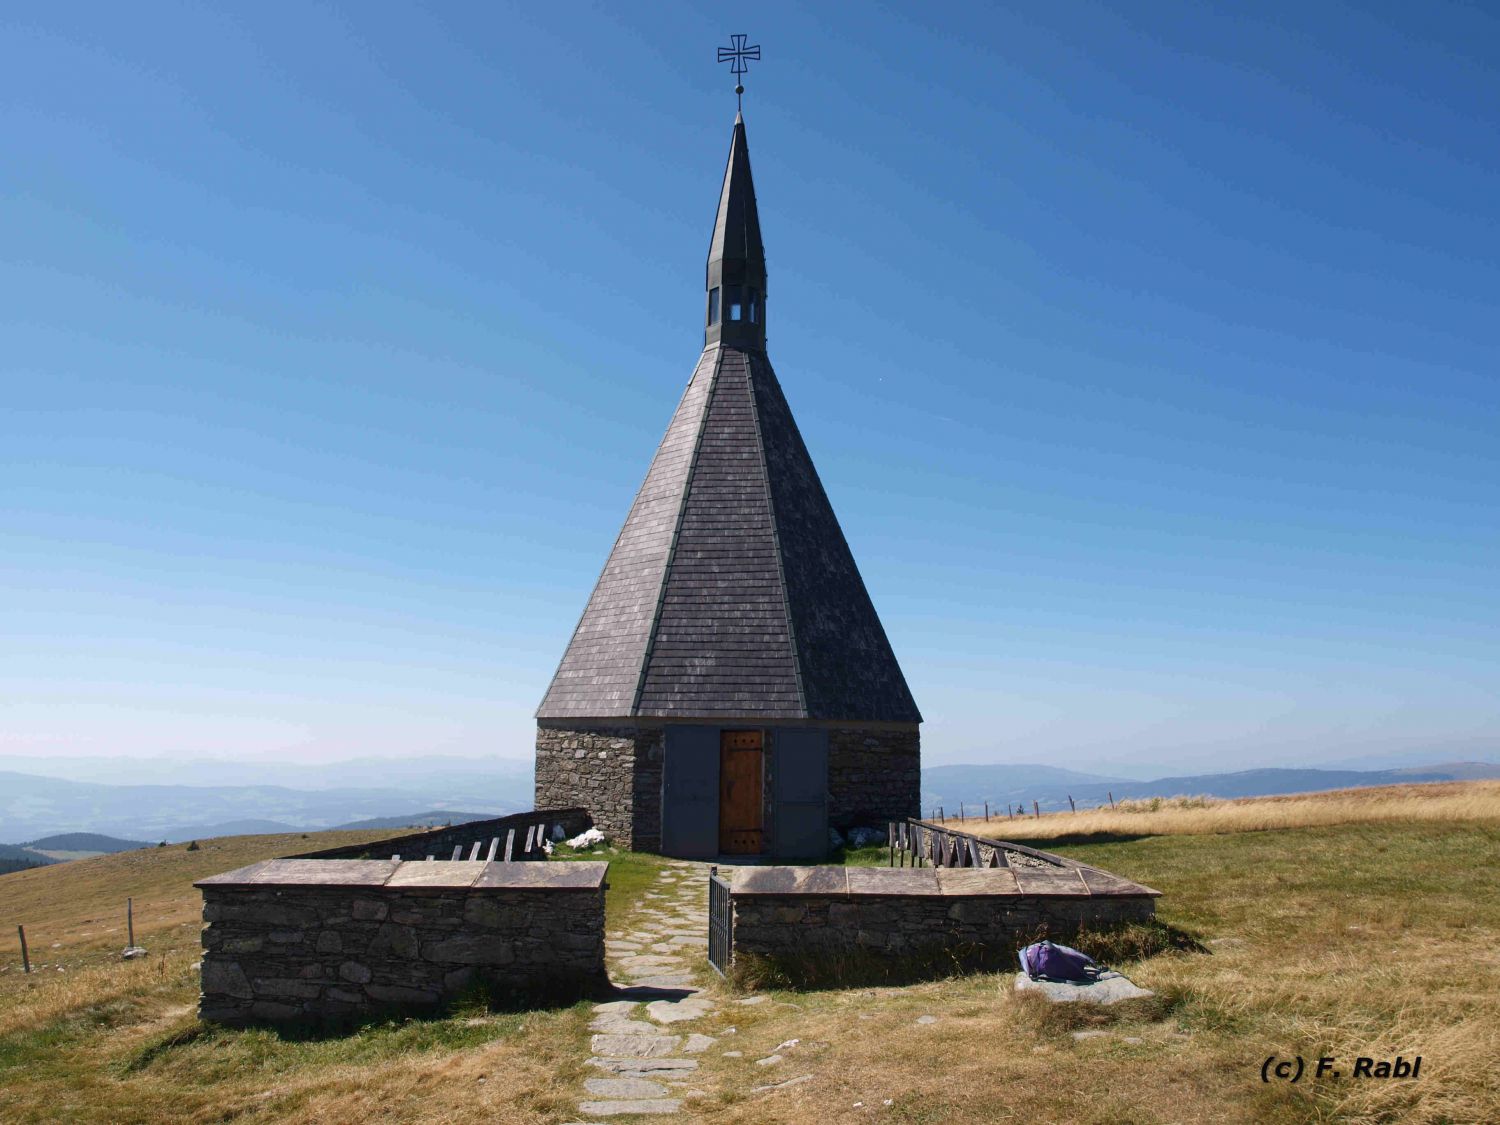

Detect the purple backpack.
xmin=1019 ymin=940 xmax=1100 ymax=983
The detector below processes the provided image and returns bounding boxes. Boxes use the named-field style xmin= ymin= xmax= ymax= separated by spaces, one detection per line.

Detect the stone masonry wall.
xmin=827 ymin=725 xmax=921 ymax=830
xmin=537 ymin=721 xmax=917 ymax=851
xmin=198 ymin=862 xmax=606 ymax=1024
xmin=534 ymin=723 xmax=664 ymax=851
xmin=731 ymin=892 xmax=1153 ymax=959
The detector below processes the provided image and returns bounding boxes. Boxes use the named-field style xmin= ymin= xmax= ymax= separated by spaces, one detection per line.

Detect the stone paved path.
xmin=571 ymin=860 xmax=719 ymax=1120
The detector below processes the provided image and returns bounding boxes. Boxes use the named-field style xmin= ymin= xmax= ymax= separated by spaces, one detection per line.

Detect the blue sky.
xmin=3 ymin=2 xmax=1496 ymax=775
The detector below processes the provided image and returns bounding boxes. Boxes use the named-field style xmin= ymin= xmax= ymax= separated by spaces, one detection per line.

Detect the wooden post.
xmin=450 ymin=845 xmax=463 ymax=860
xmin=425 ymin=855 xmax=434 ymax=861
xmin=486 ymin=837 xmax=499 ymax=862
xmin=1033 ymin=800 xmax=1040 ymax=819
xmin=390 ymin=854 xmax=400 ymax=861
xmin=1068 ymin=794 xmax=1076 ymax=813
xmin=127 ymin=897 xmax=134 ymax=948
xmin=984 ymin=801 xmax=989 ymax=821
xmin=959 ymin=802 xmax=964 ymax=821
xmin=503 ymin=829 xmax=515 ymax=862
xmin=18 ymin=925 xmax=29 ymax=974
xmin=1109 ymin=791 xmax=1116 ymax=809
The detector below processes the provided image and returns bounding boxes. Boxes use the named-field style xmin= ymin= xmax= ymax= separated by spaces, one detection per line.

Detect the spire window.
xmin=708 ymin=287 xmax=720 ymax=326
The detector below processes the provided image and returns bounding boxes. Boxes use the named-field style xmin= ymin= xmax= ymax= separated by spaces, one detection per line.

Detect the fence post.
xmin=1068 ymin=794 xmax=1076 ymax=813
xmin=1033 ymin=800 xmax=1040 ymax=819
xmin=984 ymin=801 xmax=989 ymax=821
xmin=17 ymin=925 xmax=29 ymax=973
xmin=959 ymin=802 xmax=964 ymax=821
xmin=127 ymin=897 xmax=134 ymax=949
xmin=1109 ymin=791 xmax=1116 ymax=809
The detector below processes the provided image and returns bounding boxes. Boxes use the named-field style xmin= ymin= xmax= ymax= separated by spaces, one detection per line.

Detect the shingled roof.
xmin=536 ymin=114 xmax=920 ymax=724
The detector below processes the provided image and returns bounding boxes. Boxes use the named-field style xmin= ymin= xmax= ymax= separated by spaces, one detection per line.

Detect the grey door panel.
xmin=662 ymin=725 xmax=720 ymax=859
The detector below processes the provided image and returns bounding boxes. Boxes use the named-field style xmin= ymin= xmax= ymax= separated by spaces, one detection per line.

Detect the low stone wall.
xmin=196 ymin=859 xmax=607 ymax=1024
xmin=727 ymin=866 xmax=1156 ymax=961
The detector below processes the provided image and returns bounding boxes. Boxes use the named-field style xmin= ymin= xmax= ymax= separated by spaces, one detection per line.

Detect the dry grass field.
xmin=2 ymin=784 xmax=1497 ymax=1123
xmin=949 ymin=778 xmax=1500 ymax=843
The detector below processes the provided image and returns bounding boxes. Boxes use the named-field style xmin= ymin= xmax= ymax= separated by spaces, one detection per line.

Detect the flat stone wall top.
xmin=197 ymin=859 xmax=608 ymax=892
xmin=730 ymin=864 xmax=1157 ymax=899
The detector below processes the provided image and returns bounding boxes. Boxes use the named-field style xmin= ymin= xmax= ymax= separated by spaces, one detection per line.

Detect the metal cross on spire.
xmin=717 ymin=34 xmax=761 ymax=111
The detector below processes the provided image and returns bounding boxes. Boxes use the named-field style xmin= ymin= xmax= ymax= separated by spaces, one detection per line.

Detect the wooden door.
xmin=719 ymin=730 xmax=764 ymax=854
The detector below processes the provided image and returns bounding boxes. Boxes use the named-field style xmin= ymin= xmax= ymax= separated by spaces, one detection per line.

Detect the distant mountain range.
xmin=23 ymin=832 xmax=149 ymax=854
xmin=0 ymin=769 xmax=525 ymax=845
xmin=920 ymin=761 xmax=1500 ymax=815
xmin=332 ymin=811 xmax=498 ymax=831
xmin=2 ymin=758 xmax=1494 ymax=846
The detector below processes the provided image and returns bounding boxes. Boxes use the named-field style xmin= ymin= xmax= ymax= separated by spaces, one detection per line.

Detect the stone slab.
xmin=586 ymin=1057 xmax=699 ymax=1076
xmin=752 ymin=1074 xmax=813 ymax=1093
xmin=1014 ymin=970 xmax=1155 ymax=1004
xmin=645 ymin=998 xmax=714 ymax=1024
xmin=473 ymin=860 xmax=607 ymax=890
xmin=1079 ymin=868 xmax=1161 ymax=897
xmin=592 ymin=1000 xmax=640 ymax=1015
xmin=196 ymin=860 xmax=398 ymax=887
xmin=583 ymin=1077 xmax=669 ymax=1098
xmin=732 ymin=866 xmax=849 ymax=896
xmin=384 ymin=861 xmax=488 ymax=889
xmin=590 ymin=1033 xmax=683 ymax=1058
xmin=934 ymin=868 xmax=1021 ymax=896
xmin=577 ymin=1100 xmax=681 ymax=1116
xmin=590 ymin=1018 xmax=658 ymax=1034
xmin=1010 ymin=867 xmax=1090 ymax=896
xmin=844 ymin=867 xmax=943 ymax=896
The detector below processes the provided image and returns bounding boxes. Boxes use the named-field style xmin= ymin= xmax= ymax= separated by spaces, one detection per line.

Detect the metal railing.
xmin=707 ymin=866 xmax=732 ymax=975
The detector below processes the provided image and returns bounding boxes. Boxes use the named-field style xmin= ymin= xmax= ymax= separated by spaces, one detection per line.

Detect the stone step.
xmin=577 ymin=1098 xmax=682 ymax=1116
xmin=587 ymin=1056 xmax=699 ymax=1076
xmin=589 ymin=1033 xmax=682 ymax=1058
xmin=583 ymin=1077 xmax=669 ymax=1098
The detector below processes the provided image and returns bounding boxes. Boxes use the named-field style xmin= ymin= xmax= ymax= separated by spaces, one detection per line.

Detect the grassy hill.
xmin=1 ymin=786 xmax=1497 ymax=1123
xmin=0 ymin=845 xmax=56 ymax=877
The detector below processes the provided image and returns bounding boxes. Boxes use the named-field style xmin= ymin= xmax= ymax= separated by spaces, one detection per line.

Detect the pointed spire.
xmin=705 ymin=113 xmax=766 ymax=349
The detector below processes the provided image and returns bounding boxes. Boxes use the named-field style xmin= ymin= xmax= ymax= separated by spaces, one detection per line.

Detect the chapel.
xmin=535 ymin=109 xmax=921 ymax=859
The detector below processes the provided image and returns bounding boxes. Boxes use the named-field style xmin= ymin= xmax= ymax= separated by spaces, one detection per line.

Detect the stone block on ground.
xmin=1014 ymin=970 xmax=1154 ymax=1004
